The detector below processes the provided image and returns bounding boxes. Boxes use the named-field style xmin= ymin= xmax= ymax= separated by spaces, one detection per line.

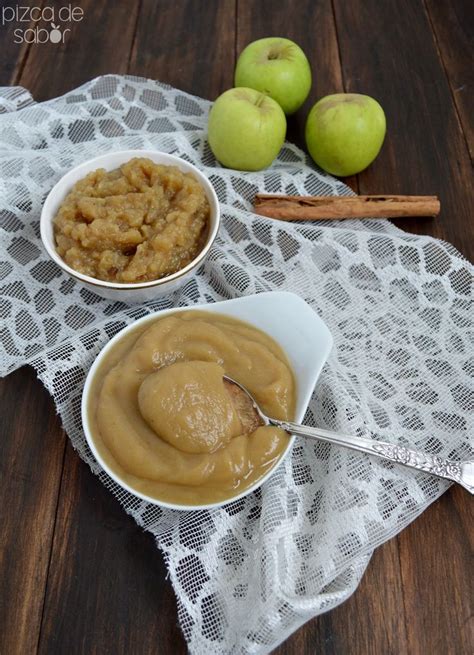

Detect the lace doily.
xmin=0 ymin=75 xmax=472 ymax=654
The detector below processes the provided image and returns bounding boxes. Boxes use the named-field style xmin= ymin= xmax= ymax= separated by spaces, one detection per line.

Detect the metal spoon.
xmin=224 ymin=375 xmax=474 ymax=495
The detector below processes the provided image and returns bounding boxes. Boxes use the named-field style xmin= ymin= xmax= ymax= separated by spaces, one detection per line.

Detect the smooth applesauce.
xmin=54 ymin=158 xmax=209 ymax=283
xmin=88 ymin=311 xmax=296 ymax=505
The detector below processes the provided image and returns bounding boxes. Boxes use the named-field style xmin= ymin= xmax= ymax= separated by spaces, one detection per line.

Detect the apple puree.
xmin=54 ymin=158 xmax=209 ymax=283
xmin=88 ymin=311 xmax=296 ymax=505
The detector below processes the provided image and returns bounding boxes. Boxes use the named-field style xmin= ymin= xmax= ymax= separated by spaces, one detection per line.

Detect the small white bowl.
xmin=40 ymin=150 xmax=220 ymax=302
xmin=81 ymin=291 xmax=333 ymax=511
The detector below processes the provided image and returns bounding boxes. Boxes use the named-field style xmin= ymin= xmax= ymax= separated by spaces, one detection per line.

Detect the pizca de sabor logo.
xmin=2 ymin=4 xmax=84 ymax=44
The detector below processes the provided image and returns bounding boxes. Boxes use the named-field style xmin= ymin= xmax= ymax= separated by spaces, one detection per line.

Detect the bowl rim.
xmin=40 ymin=149 xmax=220 ymax=290
xmin=81 ymin=292 xmax=333 ymax=511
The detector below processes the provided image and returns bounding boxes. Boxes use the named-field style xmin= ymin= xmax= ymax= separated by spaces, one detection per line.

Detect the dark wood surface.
xmin=1 ymin=1 xmax=472 ymax=653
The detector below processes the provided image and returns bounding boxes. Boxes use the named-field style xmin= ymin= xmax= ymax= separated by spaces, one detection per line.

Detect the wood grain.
xmin=38 ymin=442 xmax=187 ymax=655
xmin=398 ymin=485 xmax=474 ymax=655
xmin=333 ymin=0 xmax=474 ymax=261
xmin=129 ymin=0 xmax=236 ymax=99
xmin=0 ymin=367 xmax=66 ymax=655
xmin=424 ymin=0 xmax=474 ymax=159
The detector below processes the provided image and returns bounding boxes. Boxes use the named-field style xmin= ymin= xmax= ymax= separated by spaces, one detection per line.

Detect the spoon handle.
xmin=271 ymin=419 xmax=474 ymax=494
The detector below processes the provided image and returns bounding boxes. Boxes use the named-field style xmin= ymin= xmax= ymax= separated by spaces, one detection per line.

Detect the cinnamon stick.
xmin=253 ymin=194 xmax=440 ymax=221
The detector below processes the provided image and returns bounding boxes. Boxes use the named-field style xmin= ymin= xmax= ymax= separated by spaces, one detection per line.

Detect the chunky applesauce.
xmin=87 ymin=311 xmax=296 ymax=505
xmin=54 ymin=158 xmax=210 ymax=283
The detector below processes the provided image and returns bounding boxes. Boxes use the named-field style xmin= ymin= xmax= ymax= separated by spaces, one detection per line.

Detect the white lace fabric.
xmin=0 ymin=75 xmax=472 ymax=654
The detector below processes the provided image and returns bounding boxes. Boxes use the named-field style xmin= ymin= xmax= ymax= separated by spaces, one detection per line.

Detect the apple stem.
xmin=255 ymin=93 xmax=267 ymax=108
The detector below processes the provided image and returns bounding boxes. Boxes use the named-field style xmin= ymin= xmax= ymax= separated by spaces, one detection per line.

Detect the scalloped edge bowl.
xmin=40 ymin=149 xmax=220 ymax=302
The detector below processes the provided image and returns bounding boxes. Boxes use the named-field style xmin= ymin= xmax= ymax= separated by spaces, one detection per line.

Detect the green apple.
xmin=207 ymin=87 xmax=286 ymax=171
xmin=235 ymin=37 xmax=311 ymax=115
xmin=305 ymin=93 xmax=386 ymax=176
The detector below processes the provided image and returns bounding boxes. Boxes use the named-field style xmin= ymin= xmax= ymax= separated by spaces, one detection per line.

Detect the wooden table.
xmin=1 ymin=2 xmax=472 ymax=653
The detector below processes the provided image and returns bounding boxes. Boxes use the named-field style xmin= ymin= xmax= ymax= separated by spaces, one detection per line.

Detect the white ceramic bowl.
xmin=82 ymin=291 xmax=333 ymax=510
xmin=40 ymin=150 xmax=220 ymax=302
